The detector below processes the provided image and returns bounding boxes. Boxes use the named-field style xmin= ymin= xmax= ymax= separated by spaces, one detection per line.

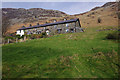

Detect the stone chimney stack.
xmin=29 ymin=24 xmax=32 ymax=27
xmin=37 ymin=23 xmax=39 ymax=25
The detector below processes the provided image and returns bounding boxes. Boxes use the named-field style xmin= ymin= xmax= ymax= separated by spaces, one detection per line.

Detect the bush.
xmin=4 ymin=36 xmax=14 ymax=40
xmin=87 ymin=15 xmax=90 ymax=17
xmin=4 ymin=36 xmax=16 ymax=44
xmin=30 ymin=34 xmax=43 ymax=39
xmin=42 ymin=32 xmax=47 ymax=38
xmin=91 ymin=12 xmax=95 ymax=15
xmin=106 ymin=31 xmax=120 ymax=40
xmin=15 ymin=35 xmax=24 ymax=39
xmin=42 ymin=32 xmax=46 ymax=36
xmin=98 ymin=17 xmax=101 ymax=23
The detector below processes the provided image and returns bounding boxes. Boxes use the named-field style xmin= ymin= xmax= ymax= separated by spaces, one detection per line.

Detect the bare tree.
xmin=2 ymin=17 xmax=10 ymax=36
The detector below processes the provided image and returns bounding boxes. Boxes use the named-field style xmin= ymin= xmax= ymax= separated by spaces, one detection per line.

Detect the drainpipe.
xmin=78 ymin=19 xmax=81 ymax=28
xmin=75 ymin=22 xmax=76 ymax=32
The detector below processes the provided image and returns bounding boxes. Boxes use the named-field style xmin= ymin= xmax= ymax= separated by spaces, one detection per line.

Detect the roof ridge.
xmin=18 ymin=18 xmax=79 ymax=30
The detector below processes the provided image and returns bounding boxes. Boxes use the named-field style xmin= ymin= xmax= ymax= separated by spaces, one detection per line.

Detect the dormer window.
xmin=54 ymin=20 xmax=56 ymax=23
xmin=64 ymin=18 xmax=67 ymax=21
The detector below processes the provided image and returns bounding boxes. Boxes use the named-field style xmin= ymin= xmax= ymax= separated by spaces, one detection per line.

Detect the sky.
xmin=2 ymin=2 xmax=109 ymax=15
xmin=1 ymin=0 xmax=117 ymax=2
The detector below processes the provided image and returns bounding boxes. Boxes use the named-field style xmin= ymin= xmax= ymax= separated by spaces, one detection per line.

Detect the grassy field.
xmin=2 ymin=27 xmax=119 ymax=78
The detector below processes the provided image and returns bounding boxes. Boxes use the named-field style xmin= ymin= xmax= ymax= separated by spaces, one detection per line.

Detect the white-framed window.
xmin=54 ymin=25 xmax=57 ymax=28
xmin=16 ymin=30 xmax=24 ymax=36
xmin=66 ymin=29 xmax=69 ymax=32
xmin=66 ymin=23 xmax=69 ymax=27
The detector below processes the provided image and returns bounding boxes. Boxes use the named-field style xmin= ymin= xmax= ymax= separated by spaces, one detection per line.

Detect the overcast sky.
xmin=3 ymin=2 xmax=110 ymax=15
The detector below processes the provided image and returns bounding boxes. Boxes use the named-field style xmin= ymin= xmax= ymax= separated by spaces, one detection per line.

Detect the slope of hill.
xmin=74 ymin=2 xmax=119 ymax=28
xmin=2 ymin=8 xmax=68 ymax=34
xmin=2 ymin=2 xmax=119 ymax=34
xmin=2 ymin=8 xmax=67 ymax=22
xmin=2 ymin=2 xmax=119 ymax=78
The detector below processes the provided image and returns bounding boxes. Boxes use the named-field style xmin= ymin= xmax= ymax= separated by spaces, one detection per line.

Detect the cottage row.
xmin=16 ymin=18 xmax=84 ymax=36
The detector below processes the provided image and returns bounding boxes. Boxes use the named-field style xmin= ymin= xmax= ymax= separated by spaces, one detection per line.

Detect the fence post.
xmin=16 ymin=38 xmax=18 ymax=43
xmin=8 ymin=39 xmax=10 ymax=44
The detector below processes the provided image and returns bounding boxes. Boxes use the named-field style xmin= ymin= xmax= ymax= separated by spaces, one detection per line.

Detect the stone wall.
xmin=24 ymin=21 xmax=81 ymax=35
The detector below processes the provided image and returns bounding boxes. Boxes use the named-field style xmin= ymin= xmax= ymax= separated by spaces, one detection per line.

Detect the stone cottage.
xmin=16 ymin=18 xmax=83 ymax=36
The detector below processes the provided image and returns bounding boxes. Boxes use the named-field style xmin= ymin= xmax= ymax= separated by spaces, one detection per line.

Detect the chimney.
xmin=29 ymin=24 xmax=32 ymax=27
xmin=22 ymin=25 xmax=25 ymax=28
xmin=37 ymin=23 xmax=39 ymax=25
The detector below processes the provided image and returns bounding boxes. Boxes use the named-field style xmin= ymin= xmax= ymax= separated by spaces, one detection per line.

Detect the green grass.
xmin=2 ymin=27 xmax=119 ymax=78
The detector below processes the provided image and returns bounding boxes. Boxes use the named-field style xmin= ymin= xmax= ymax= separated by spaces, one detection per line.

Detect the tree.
xmin=2 ymin=17 xmax=10 ymax=36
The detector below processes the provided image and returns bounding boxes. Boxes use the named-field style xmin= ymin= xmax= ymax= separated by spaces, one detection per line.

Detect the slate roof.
xmin=18 ymin=18 xmax=80 ymax=30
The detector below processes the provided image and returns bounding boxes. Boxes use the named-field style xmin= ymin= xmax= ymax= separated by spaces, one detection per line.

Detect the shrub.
xmin=106 ymin=31 xmax=120 ymax=40
xmin=25 ymin=34 xmax=31 ymax=39
xmin=4 ymin=36 xmax=14 ymax=40
xmin=4 ymin=33 xmax=17 ymax=40
xmin=98 ymin=17 xmax=101 ymax=23
xmin=30 ymin=34 xmax=43 ymax=39
xmin=87 ymin=15 xmax=90 ymax=17
xmin=91 ymin=12 xmax=95 ymax=15
xmin=15 ymin=35 xmax=24 ymax=39
xmin=42 ymin=32 xmax=47 ymax=38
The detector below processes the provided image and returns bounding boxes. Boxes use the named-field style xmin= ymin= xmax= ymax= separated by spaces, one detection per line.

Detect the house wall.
xmin=75 ymin=21 xmax=80 ymax=27
xmin=16 ymin=30 xmax=24 ymax=36
xmin=47 ymin=22 xmax=77 ymax=34
xmin=25 ymin=27 xmax=45 ymax=35
xmin=21 ymin=21 xmax=82 ymax=36
xmin=75 ymin=21 xmax=84 ymax=33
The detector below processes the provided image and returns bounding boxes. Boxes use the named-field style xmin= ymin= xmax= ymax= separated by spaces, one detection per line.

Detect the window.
xmin=66 ymin=24 xmax=69 ymax=27
xmin=66 ymin=29 xmax=69 ymax=32
xmin=54 ymin=25 xmax=57 ymax=28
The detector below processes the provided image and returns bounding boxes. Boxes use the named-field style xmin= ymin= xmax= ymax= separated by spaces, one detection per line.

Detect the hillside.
xmin=2 ymin=8 xmax=67 ymax=22
xmin=74 ymin=2 xmax=119 ymax=27
xmin=2 ymin=8 xmax=68 ymax=34
xmin=2 ymin=2 xmax=119 ymax=34
xmin=2 ymin=2 xmax=119 ymax=78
